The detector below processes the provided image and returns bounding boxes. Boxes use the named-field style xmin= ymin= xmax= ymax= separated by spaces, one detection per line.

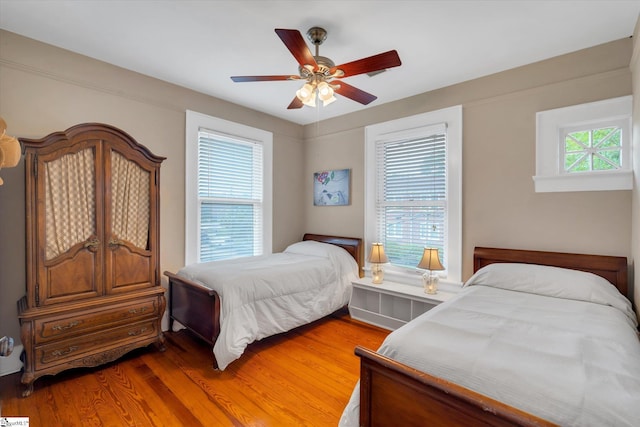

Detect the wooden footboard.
xmin=164 ymin=271 xmax=221 ymax=366
xmin=355 ymin=346 xmax=555 ymax=427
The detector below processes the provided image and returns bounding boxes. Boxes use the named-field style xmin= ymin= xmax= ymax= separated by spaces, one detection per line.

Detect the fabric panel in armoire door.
xmin=106 ymin=149 xmax=154 ymax=292
xmin=41 ymin=146 xmax=101 ymax=303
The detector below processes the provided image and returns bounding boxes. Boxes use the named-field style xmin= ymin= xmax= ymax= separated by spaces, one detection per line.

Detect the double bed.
xmin=164 ymin=233 xmax=363 ymax=370
xmin=340 ymin=247 xmax=640 ymax=426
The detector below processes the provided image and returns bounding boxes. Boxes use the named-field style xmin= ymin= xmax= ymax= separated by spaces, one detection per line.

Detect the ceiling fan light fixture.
xmin=322 ymin=95 xmax=336 ymax=106
xmin=317 ymin=81 xmax=334 ymax=100
xmin=296 ymin=82 xmax=317 ymax=107
xmin=296 ymin=82 xmax=314 ymax=99
xmin=302 ymin=92 xmax=317 ymax=107
xmin=231 ymin=27 xmax=401 ymax=110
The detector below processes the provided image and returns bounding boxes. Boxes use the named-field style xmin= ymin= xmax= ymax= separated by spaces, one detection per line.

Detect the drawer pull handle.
xmin=51 ymin=346 xmax=78 ymax=357
xmin=128 ymin=307 xmax=148 ymax=315
xmin=128 ymin=327 xmax=148 ymax=336
xmin=51 ymin=321 xmax=80 ymax=331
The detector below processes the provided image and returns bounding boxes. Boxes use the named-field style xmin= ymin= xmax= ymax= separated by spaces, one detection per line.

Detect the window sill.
xmin=533 ymin=170 xmax=633 ymax=193
xmin=364 ymin=266 xmax=463 ymax=292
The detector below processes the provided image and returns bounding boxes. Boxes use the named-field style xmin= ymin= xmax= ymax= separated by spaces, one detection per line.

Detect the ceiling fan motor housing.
xmin=299 ymin=55 xmax=335 ymax=79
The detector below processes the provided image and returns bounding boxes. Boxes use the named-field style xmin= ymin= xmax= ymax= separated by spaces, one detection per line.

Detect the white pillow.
xmin=284 ymin=240 xmax=358 ymax=278
xmin=464 ymin=263 xmax=636 ymax=325
xmin=283 ymin=240 xmax=334 ymax=257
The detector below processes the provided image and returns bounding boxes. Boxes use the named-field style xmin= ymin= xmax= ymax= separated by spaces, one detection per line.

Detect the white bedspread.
xmin=177 ymin=241 xmax=358 ymax=370
xmin=340 ymin=267 xmax=640 ymax=426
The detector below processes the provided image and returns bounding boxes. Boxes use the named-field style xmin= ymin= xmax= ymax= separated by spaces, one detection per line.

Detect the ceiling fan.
xmin=231 ymin=27 xmax=402 ymax=109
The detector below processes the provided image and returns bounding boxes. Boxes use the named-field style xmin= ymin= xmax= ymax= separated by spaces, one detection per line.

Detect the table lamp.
xmin=368 ymin=243 xmax=389 ymax=284
xmin=417 ymin=248 xmax=444 ymax=294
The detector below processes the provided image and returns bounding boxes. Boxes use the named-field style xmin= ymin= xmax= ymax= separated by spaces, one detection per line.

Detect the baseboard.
xmin=0 ymin=344 xmax=23 ymax=376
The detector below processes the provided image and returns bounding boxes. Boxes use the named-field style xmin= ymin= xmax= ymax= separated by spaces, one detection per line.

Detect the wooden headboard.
xmin=473 ymin=247 xmax=628 ymax=296
xmin=303 ymin=233 xmax=364 ymax=278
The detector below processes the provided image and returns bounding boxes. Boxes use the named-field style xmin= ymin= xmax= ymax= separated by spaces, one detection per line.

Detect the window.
xmin=185 ymin=110 xmax=272 ymax=265
xmin=562 ymin=122 xmax=624 ymax=173
xmin=365 ymin=106 xmax=462 ymax=285
xmin=534 ymin=96 xmax=632 ymax=192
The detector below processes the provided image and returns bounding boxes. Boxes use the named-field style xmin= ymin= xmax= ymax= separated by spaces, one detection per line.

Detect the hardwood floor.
xmin=0 ymin=309 xmax=388 ymax=426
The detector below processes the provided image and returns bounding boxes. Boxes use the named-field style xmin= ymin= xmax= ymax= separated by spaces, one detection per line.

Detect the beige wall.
xmin=0 ymin=30 xmax=305 ymax=347
xmin=304 ymin=38 xmax=634 ymax=288
xmin=631 ymin=17 xmax=640 ymax=313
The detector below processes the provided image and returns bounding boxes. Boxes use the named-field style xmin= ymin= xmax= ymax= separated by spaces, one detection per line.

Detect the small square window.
xmin=534 ymin=96 xmax=632 ymax=192
xmin=562 ymin=125 xmax=623 ymax=173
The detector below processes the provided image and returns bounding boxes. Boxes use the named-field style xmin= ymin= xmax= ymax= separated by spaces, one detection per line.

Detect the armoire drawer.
xmin=35 ymin=319 xmax=158 ymax=369
xmin=34 ymin=297 xmax=160 ymax=344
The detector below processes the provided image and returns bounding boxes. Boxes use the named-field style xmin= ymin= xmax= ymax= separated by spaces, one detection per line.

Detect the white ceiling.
xmin=1 ymin=1 xmax=639 ymax=125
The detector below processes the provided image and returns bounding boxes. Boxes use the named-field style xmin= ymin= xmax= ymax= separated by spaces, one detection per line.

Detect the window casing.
xmin=365 ymin=106 xmax=462 ymax=286
xmin=534 ymin=96 xmax=632 ymax=192
xmin=185 ymin=111 xmax=273 ymax=265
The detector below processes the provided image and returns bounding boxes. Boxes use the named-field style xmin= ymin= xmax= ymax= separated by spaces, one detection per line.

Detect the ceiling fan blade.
xmin=331 ymin=50 xmax=401 ymax=78
xmin=231 ymin=75 xmax=301 ymax=82
xmin=275 ymin=28 xmax=318 ymax=70
xmin=332 ymin=81 xmax=377 ymax=105
xmin=287 ymin=97 xmax=304 ymax=109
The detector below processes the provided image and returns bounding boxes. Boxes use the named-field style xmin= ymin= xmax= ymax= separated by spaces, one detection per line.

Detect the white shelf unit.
xmin=349 ymin=278 xmax=456 ymax=331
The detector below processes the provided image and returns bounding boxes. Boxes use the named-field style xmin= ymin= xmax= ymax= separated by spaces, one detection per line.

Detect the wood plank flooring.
xmin=0 ymin=309 xmax=388 ymax=426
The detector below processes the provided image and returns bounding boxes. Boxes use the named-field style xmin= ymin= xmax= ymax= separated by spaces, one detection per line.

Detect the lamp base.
xmin=423 ymin=271 xmax=439 ymax=294
xmin=371 ymin=264 xmax=384 ymax=284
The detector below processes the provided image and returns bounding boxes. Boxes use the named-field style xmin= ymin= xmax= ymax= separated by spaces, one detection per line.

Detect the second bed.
xmin=164 ymin=233 xmax=363 ymax=370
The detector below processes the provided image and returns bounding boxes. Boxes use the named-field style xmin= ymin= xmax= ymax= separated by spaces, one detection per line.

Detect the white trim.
xmin=0 ymin=344 xmax=23 ymax=376
xmin=533 ymin=170 xmax=633 ymax=192
xmin=365 ymin=105 xmax=463 ymax=285
xmin=185 ymin=110 xmax=273 ymax=265
xmin=534 ymin=96 xmax=633 ymax=192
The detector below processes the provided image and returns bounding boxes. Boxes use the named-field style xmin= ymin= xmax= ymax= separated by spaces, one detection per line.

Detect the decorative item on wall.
xmin=417 ymin=248 xmax=445 ymax=294
xmin=314 ymin=168 xmax=350 ymax=206
xmin=0 ymin=117 xmax=21 ymax=185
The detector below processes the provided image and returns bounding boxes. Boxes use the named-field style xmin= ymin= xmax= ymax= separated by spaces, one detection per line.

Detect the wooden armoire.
xmin=18 ymin=123 xmax=166 ymax=396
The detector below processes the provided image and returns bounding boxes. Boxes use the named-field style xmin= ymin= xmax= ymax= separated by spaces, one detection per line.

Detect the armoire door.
xmin=103 ymin=142 xmax=159 ymax=294
xmin=33 ymin=141 xmax=104 ymax=306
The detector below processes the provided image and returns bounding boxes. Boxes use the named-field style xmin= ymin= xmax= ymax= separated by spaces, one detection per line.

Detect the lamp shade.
xmin=0 ymin=117 xmax=22 ymax=186
xmin=0 ymin=134 xmax=21 ymax=169
xmin=368 ymin=243 xmax=389 ymax=264
xmin=417 ymin=248 xmax=444 ymax=271
xmin=317 ymin=81 xmax=333 ymax=99
xmin=296 ymin=83 xmax=317 ymax=107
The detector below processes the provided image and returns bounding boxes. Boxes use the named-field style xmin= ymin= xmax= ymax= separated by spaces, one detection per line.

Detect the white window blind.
xmin=375 ymin=124 xmax=447 ymax=269
xmin=197 ymin=129 xmax=263 ymax=262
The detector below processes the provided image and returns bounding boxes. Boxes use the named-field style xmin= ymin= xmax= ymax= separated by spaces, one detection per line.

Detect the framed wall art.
xmin=314 ymin=168 xmax=351 ymax=206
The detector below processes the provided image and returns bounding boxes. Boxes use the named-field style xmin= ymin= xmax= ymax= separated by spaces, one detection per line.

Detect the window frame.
xmin=365 ymin=105 xmax=463 ymax=286
xmin=185 ymin=110 xmax=273 ymax=265
xmin=534 ymin=96 xmax=632 ymax=193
